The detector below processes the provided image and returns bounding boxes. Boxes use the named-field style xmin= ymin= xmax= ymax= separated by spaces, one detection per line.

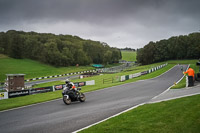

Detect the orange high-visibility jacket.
xmin=184 ymin=68 xmax=195 ymax=77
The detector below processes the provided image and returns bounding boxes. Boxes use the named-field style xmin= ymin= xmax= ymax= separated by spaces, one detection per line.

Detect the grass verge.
xmin=0 ymin=56 xmax=94 ymax=82
xmin=80 ymin=94 xmax=200 ymax=133
xmin=171 ymin=75 xmax=186 ymax=89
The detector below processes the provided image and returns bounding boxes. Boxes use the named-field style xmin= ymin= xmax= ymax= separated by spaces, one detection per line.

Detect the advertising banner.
xmin=129 ymin=74 xmax=133 ymax=79
xmin=86 ymin=80 xmax=95 ymax=85
xmin=132 ymin=73 xmax=141 ymax=78
xmin=78 ymin=82 xmax=86 ymax=86
xmin=54 ymin=85 xmax=63 ymax=90
xmin=0 ymin=92 xmax=8 ymax=100
xmin=29 ymin=86 xmax=53 ymax=94
xmin=121 ymin=76 xmax=126 ymax=82
xmin=141 ymin=71 xmax=148 ymax=75
xmin=8 ymin=90 xmax=30 ymax=98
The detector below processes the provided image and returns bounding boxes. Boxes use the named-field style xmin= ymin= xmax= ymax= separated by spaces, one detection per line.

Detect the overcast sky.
xmin=0 ymin=0 xmax=199 ymax=49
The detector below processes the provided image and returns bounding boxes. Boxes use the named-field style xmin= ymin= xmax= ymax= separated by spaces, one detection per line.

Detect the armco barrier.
xmin=125 ymin=75 xmax=129 ymax=80
xmin=120 ymin=63 xmax=167 ymax=82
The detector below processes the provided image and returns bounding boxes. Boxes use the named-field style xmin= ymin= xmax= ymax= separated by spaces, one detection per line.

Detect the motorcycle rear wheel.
xmin=63 ymin=96 xmax=71 ymax=105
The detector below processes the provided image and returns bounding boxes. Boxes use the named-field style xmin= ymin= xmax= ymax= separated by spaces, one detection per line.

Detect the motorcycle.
xmin=62 ymin=87 xmax=86 ymax=105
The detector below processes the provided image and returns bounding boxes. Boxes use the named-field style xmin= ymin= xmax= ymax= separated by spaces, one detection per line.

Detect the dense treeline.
xmin=137 ymin=33 xmax=200 ymax=65
xmin=0 ymin=30 xmax=121 ymax=66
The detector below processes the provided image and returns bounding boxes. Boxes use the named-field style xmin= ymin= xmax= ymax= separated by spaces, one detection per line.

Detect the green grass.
xmin=80 ymin=94 xmax=200 ymax=133
xmin=171 ymin=76 xmax=186 ymax=89
xmin=0 ymin=54 xmax=94 ymax=82
xmin=121 ymin=50 xmax=136 ymax=62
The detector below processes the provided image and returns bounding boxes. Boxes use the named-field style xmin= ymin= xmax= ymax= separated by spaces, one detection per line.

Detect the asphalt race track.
xmin=0 ymin=65 xmax=188 ymax=133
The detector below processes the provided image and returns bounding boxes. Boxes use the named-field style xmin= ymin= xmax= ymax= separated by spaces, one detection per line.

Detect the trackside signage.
xmin=0 ymin=92 xmax=8 ymax=100
xmin=85 ymin=80 xmax=95 ymax=85
xmin=54 ymin=85 xmax=64 ymax=90
xmin=8 ymin=90 xmax=29 ymax=98
xmin=29 ymin=86 xmax=53 ymax=94
xmin=141 ymin=71 xmax=148 ymax=75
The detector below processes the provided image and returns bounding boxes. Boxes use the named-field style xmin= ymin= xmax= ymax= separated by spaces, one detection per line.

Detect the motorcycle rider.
xmin=65 ymin=79 xmax=79 ymax=97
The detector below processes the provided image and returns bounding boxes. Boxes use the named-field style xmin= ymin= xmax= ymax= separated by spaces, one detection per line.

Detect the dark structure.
xmin=196 ymin=61 xmax=200 ymax=72
xmin=196 ymin=61 xmax=200 ymax=81
xmin=6 ymin=74 xmax=25 ymax=92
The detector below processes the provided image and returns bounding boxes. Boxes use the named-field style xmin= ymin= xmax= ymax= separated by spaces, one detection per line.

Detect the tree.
xmin=0 ymin=30 xmax=122 ymax=66
xmin=137 ymin=32 xmax=200 ymax=65
xmin=103 ymin=51 xmax=112 ymax=64
xmin=9 ymin=34 xmax=24 ymax=59
xmin=73 ymin=49 xmax=91 ymax=65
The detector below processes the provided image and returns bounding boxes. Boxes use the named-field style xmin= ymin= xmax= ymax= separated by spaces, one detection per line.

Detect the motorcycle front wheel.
xmin=79 ymin=93 xmax=86 ymax=102
xmin=63 ymin=96 xmax=71 ymax=105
